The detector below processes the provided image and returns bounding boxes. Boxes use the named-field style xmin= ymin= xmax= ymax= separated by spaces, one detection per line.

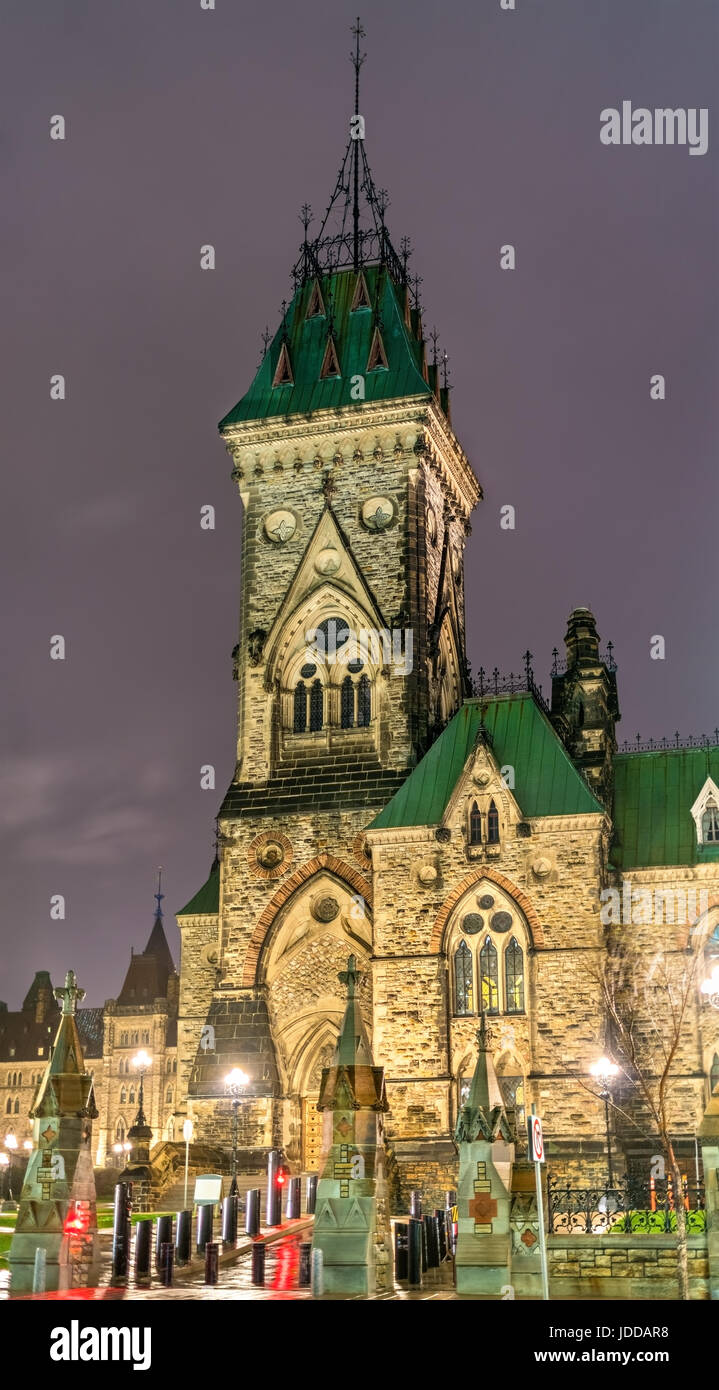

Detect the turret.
xmin=550 ymin=607 xmax=620 ymax=804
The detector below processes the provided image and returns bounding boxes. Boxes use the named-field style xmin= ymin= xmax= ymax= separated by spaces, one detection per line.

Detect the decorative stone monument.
xmin=454 ymin=1014 xmax=515 ymax=1296
xmin=311 ymin=955 xmax=392 ymax=1295
xmin=9 ymin=971 xmax=100 ymax=1293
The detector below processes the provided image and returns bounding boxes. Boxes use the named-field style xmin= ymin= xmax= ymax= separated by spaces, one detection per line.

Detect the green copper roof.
xmin=177 ymin=861 xmax=220 ymax=917
xmin=218 ymin=265 xmax=431 ymax=428
xmin=369 ymin=694 xmax=602 ymax=830
xmin=611 ymin=747 xmax=719 ymax=869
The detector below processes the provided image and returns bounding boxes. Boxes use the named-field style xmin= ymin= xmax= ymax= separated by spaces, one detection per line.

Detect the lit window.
xmin=454 ymin=941 xmax=474 ymax=1016
xmin=505 ymin=937 xmax=525 ymax=1013
xmin=480 ymin=935 xmax=499 ymax=1014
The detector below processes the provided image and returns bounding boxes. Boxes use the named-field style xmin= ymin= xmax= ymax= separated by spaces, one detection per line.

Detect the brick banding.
xmin=429 ymin=867 xmax=545 ymax=952
xmin=242 ymin=852 xmax=372 ymax=986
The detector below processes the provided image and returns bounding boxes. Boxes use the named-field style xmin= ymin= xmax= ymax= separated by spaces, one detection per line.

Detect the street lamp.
xmin=182 ymin=1119 xmax=194 ymax=1210
xmin=590 ymin=1056 xmax=620 ymax=1188
xmin=22 ymin=1140 xmax=32 ymax=1152
xmin=224 ymin=1069 xmax=249 ymax=1197
xmin=132 ymin=1050 xmax=152 ymax=1128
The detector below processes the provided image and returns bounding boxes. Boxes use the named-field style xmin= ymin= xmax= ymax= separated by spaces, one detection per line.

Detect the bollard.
xmin=175 ymin=1209 xmax=192 ymax=1266
xmin=408 ymin=1217 xmax=423 ymax=1288
xmin=425 ymin=1214 xmax=440 ymax=1269
xmin=196 ymin=1203 xmax=213 ymax=1254
xmin=245 ymin=1188 xmax=260 ymax=1237
xmin=287 ymin=1175 xmax=302 ymax=1220
xmin=222 ymin=1192 xmax=238 ymax=1246
xmin=310 ymin=1247 xmax=324 ymax=1296
xmin=32 ymin=1247 xmax=46 ymax=1293
xmin=111 ymin=1181 xmax=132 ymax=1282
xmin=394 ymin=1222 xmax=409 ymax=1280
xmin=409 ymin=1189 xmax=422 ymax=1218
xmin=155 ymin=1214 xmax=173 ymax=1273
xmin=204 ymin=1240 xmax=219 ymax=1285
xmin=434 ymin=1208 xmax=447 ymax=1262
xmin=421 ymin=1216 xmax=428 ymax=1273
xmin=134 ymin=1218 xmax=152 ymax=1285
xmin=161 ymin=1241 xmax=174 ymax=1287
xmin=298 ymin=1240 xmax=312 ymax=1287
xmin=444 ymin=1189 xmax=457 ymax=1210
xmin=266 ymin=1149 xmax=283 ymax=1227
xmin=305 ymin=1174 xmax=318 ymax=1214
xmin=251 ymin=1239 xmax=266 ymax=1286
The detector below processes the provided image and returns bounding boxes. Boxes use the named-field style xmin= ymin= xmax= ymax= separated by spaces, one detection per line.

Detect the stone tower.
xmin=550 ymin=607 xmax=620 ymax=803
xmin=176 ymin=44 xmax=480 ymax=1169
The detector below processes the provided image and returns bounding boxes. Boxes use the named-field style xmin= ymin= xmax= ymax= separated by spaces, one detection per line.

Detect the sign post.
xmin=528 ymin=1105 xmax=550 ymax=1301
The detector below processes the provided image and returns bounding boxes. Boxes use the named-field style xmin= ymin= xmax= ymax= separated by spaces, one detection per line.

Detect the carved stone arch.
xmin=285 ymin=1013 xmax=341 ymax=1097
xmin=242 ymin=852 xmax=371 ymax=986
xmin=265 ymin=582 xmax=383 ymax=690
xmin=435 ymin=610 xmax=462 ymax=723
xmin=430 ymin=867 xmax=545 ymax=952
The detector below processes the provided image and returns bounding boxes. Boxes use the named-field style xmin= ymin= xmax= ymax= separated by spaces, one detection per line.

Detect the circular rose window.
xmin=491 ymin=910 xmax=513 ymax=933
xmin=477 ymin=894 xmax=495 ymax=910
xmin=461 ymin=913 xmax=484 ymax=935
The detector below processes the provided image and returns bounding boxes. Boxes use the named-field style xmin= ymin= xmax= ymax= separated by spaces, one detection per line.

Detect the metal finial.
xmin=400 ymin=235 xmax=412 ymax=279
xmin=441 ymin=349 xmax=450 ymax=389
xmin=339 ymin=953 xmax=362 ymax=999
xmin=350 ymin=17 xmax=366 ymax=116
xmin=429 ymin=327 xmax=440 ymax=367
xmin=154 ymin=866 xmax=164 ymax=919
xmin=300 ymin=203 xmax=312 ymax=238
xmin=54 ymin=969 xmax=85 ymax=1018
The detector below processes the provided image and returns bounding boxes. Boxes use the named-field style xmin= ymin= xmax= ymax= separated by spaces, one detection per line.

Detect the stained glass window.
xmin=480 ymin=935 xmax=499 ymax=1013
xmin=357 ymin=674 xmax=371 ymax=727
xmin=505 ymin=936 xmax=525 ymax=1013
xmin=293 ymin=682 xmax=307 ymax=732
xmin=309 ymin=679 xmax=324 ymax=731
xmin=454 ymin=941 xmax=474 ymax=1016
xmin=341 ymin=676 xmax=354 ymax=728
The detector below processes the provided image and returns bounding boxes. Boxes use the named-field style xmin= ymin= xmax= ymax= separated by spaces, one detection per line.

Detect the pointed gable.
xmin=350 ymin=270 xmax=371 ymax=311
xmin=366 ymin=325 xmax=388 ymax=371
xmin=306 ymin=278 xmax=325 ymax=318
xmin=117 ymin=913 xmax=177 ymax=1006
xmin=271 ymin=341 xmax=294 ymax=387
xmin=319 ymin=335 xmax=341 ymax=379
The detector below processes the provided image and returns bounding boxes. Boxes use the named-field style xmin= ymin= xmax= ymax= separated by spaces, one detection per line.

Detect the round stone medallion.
xmin=314 ymin=547 xmax=341 ymax=576
xmin=361 ymin=496 xmax=394 ymax=532
xmin=258 ymin=840 xmax=285 ymax=869
xmin=491 ymin=910 xmax=513 ymax=933
xmin=417 ymin=863 xmax=438 ymax=886
xmin=473 ymin=769 xmax=491 ymax=786
xmin=461 ymin=912 xmax=484 ymax=935
xmin=264 ymin=509 xmax=296 ymax=543
xmin=477 ymin=894 xmax=495 ymax=910
xmin=311 ymin=895 xmax=340 ymax=923
xmin=532 ymin=857 xmax=552 ymax=878
xmin=248 ymin=830 xmax=293 ymax=880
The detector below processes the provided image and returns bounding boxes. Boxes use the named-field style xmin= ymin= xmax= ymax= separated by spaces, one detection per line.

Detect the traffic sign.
xmin=528 ymin=1114 xmax=544 ymax=1164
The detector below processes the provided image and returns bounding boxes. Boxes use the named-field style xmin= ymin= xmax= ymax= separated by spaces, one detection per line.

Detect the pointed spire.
xmin=334 ymin=955 xmax=373 ymax=1066
xmin=454 ymin=1012 xmax=512 ymax=1144
xmin=154 ymin=865 xmax=164 ymax=921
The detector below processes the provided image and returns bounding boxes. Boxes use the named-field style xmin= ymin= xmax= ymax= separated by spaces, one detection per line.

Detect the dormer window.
xmin=690 ymin=777 xmax=719 ymax=845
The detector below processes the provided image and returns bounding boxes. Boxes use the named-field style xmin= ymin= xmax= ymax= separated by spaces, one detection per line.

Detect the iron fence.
xmin=546 ymin=1174 xmax=706 ymax=1235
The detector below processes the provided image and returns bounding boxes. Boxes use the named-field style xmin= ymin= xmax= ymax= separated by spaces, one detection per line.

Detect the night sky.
xmin=1 ymin=0 xmax=717 ymax=1007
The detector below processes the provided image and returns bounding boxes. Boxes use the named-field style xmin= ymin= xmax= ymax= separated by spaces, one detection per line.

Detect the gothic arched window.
xmin=702 ymin=800 xmax=719 ymax=843
xmin=505 ymin=937 xmax=525 ymax=1014
xmin=357 ymin=673 xmax=371 ymax=727
xmin=293 ymin=682 xmax=307 ymax=732
xmin=711 ymin=1053 xmax=719 ymax=1097
xmin=13 ymin=1098 xmax=19 ymax=1114
xmin=5 ymin=1098 xmax=11 ymax=1115
xmin=128 ymin=1088 xmax=135 ymax=1105
xmin=480 ymin=935 xmax=499 ymax=1014
xmin=309 ymin=679 xmax=324 ymax=731
xmin=120 ymin=1087 xmax=126 ymax=1104
xmin=454 ymin=941 xmax=474 ymax=1016
xmin=487 ymin=800 xmax=500 ymax=844
xmin=341 ymin=675 xmax=354 ymax=728
xmin=469 ymin=801 xmax=482 ymax=845
xmin=115 ymin=1119 xmax=126 ymax=1142
xmin=166 ymin=1086 xmax=173 ymax=1104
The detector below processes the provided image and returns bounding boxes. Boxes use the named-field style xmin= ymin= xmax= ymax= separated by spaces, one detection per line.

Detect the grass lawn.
xmin=96 ymin=1209 xmax=174 ymax=1230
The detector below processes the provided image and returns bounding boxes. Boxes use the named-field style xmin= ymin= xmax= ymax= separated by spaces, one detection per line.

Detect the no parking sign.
xmin=528 ymin=1114 xmax=545 ymax=1163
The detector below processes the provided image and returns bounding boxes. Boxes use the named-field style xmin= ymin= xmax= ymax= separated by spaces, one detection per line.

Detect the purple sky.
xmin=1 ymin=0 xmax=717 ymax=1007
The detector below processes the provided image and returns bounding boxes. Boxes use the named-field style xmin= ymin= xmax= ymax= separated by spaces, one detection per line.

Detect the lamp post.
xmin=590 ymin=1056 xmax=619 ymax=1189
xmin=224 ymin=1069 xmax=249 ymax=1197
xmin=132 ymin=1050 xmax=152 ymax=1128
xmin=182 ymin=1119 xmax=193 ymax=1210
xmin=112 ymin=1141 xmax=132 ymax=1169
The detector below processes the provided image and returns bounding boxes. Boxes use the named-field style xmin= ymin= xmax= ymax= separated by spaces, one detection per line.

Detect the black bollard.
xmin=155 ymin=1214 xmax=173 ymax=1273
xmin=161 ymin=1242 xmax=174 ymax=1286
xmin=251 ymin=1239 xmax=266 ymax=1286
xmin=426 ymin=1214 xmax=440 ymax=1269
xmin=305 ymin=1174 xmax=318 ymax=1214
xmin=434 ymin=1209 xmax=447 ymax=1262
xmin=134 ymin=1216 xmax=152 ymax=1285
xmin=196 ymin=1203 xmax=213 ymax=1254
xmin=204 ymin=1240 xmax=219 ymax=1285
xmin=111 ymin=1181 xmax=132 ymax=1282
xmin=222 ymin=1192 xmax=238 ymax=1245
xmin=395 ymin=1222 xmax=409 ymax=1280
xmin=408 ymin=1217 xmax=423 ymax=1287
xmin=421 ymin=1217 xmax=428 ymax=1272
xmin=175 ymin=1209 xmax=192 ymax=1266
xmin=298 ymin=1240 xmax=312 ymax=1287
xmin=266 ymin=1149 xmax=283 ymax=1227
xmin=287 ymin=1175 xmax=302 ymax=1220
xmin=245 ymin=1188 xmax=260 ymax=1237
xmin=409 ymin=1189 xmax=422 ymax=1219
